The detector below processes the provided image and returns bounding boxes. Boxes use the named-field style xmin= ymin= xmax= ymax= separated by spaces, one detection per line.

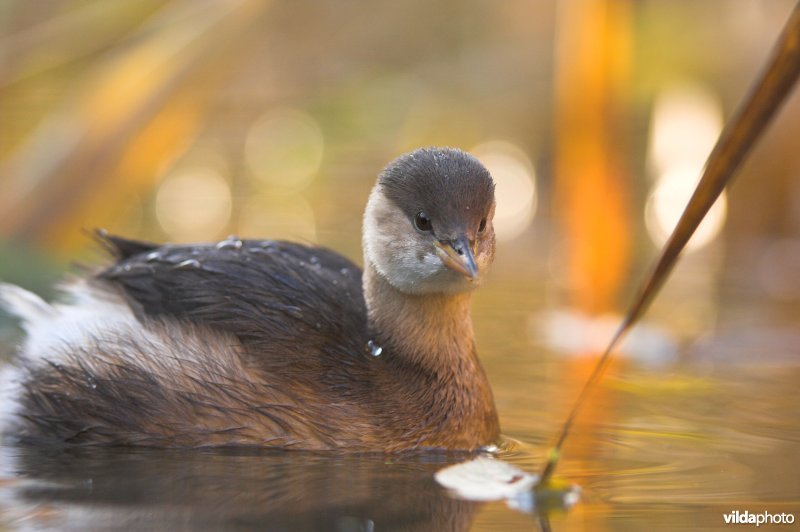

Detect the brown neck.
xmin=363 ymin=260 xmax=500 ymax=448
xmin=363 ymin=261 xmax=475 ymax=371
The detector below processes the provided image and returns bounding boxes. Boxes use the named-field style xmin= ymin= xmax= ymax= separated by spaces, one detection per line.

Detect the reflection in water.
xmin=0 ymin=447 xmax=481 ymax=531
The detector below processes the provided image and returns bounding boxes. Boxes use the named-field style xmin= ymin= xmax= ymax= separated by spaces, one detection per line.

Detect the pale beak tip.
xmin=435 ymin=237 xmax=480 ymax=280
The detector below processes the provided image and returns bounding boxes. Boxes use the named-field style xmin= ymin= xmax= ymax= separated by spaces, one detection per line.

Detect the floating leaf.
xmin=435 ymin=456 xmax=581 ymax=515
xmin=435 ymin=456 xmax=537 ymax=501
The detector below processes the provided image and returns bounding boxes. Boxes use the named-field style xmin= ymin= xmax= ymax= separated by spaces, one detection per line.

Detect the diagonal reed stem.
xmin=539 ymin=1 xmax=800 ymax=485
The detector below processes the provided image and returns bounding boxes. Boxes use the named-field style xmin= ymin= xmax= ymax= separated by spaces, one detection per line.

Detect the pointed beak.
xmin=434 ymin=236 xmax=479 ymax=279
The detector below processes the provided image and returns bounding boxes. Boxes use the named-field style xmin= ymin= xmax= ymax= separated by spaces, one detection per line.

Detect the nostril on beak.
xmin=451 ymin=239 xmax=473 ymax=256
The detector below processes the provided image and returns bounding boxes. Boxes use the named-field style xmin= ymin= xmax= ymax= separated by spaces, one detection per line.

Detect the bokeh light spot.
xmin=155 ymin=167 xmax=232 ymax=241
xmin=645 ymin=166 xmax=728 ymax=251
xmin=245 ymin=108 xmax=324 ymax=191
xmin=645 ymin=82 xmax=726 ymax=251
xmin=648 ymin=82 xmax=723 ymax=177
xmin=471 ymin=141 xmax=537 ymax=241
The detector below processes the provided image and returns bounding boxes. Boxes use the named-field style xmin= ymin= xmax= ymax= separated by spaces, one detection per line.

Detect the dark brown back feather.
xmin=95 ymin=234 xmax=369 ymax=370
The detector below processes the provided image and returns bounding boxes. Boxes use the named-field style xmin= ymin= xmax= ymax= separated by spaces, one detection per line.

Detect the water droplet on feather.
xmin=216 ymin=235 xmax=243 ymax=250
xmin=366 ymin=340 xmax=383 ymax=358
xmin=175 ymin=259 xmax=200 ymax=270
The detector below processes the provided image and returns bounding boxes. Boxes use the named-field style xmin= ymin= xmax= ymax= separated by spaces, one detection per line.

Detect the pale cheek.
xmin=417 ymin=252 xmax=444 ymax=276
xmin=387 ymin=242 xmax=442 ymax=286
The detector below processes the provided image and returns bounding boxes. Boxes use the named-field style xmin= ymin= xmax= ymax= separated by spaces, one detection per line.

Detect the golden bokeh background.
xmin=1 ymin=3 xmax=800 ymax=528
xmin=2 ymin=0 xmax=798 ymax=324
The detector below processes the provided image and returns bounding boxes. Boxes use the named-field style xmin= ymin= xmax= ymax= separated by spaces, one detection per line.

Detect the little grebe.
xmin=0 ymin=147 xmax=500 ymax=451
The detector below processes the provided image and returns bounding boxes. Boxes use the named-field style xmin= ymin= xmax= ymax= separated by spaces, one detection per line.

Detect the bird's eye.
xmin=478 ymin=218 xmax=487 ymax=233
xmin=414 ymin=211 xmax=433 ymax=232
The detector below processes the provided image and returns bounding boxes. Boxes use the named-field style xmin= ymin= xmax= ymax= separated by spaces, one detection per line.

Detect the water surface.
xmin=1 ymin=294 xmax=798 ymax=530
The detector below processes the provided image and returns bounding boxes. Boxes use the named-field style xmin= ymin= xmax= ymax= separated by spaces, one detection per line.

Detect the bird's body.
xmin=0 ymin=147 xmax=500 ymax=451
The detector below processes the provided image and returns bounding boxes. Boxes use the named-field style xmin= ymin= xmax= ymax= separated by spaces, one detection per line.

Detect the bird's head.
xmin=363 ymin=147 xmax=496 ymax=295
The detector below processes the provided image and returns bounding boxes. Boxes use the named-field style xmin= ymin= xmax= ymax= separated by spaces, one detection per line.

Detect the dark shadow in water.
xmin=0 ymin=445 xmax=491 ymax=531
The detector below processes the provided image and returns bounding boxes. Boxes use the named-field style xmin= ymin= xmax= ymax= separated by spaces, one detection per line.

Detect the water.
xmin=0 ymin=446 xmax=483 ymax=530
xmin=0 ymin=275 xmax=798 ymax=530
xmin=0 ymin=324 xmax=797 ymax=530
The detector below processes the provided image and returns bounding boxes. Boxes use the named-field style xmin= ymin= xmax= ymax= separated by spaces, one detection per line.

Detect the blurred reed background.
xmin=1 ymin=0 xmax=799 ymax=347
